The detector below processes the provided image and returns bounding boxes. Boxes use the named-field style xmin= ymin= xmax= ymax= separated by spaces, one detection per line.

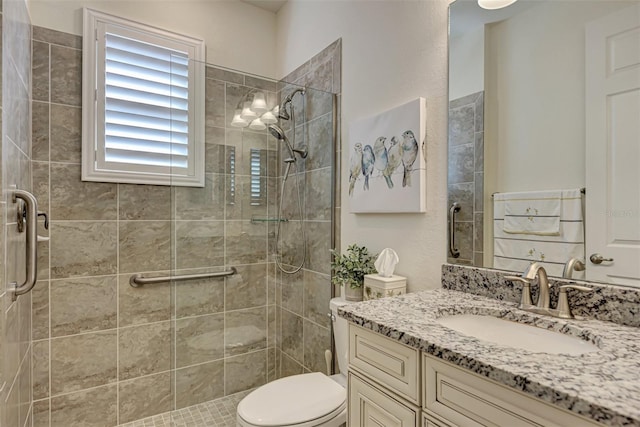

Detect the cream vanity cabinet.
xmin=348 ymin=325 xmax=420 ymax=427
xmin=347 ymin=324 xmax=604 ymax=427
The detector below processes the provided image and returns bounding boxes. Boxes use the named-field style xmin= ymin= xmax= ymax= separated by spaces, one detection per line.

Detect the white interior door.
xmin=585 ymin=3 xmax=640 ymax=286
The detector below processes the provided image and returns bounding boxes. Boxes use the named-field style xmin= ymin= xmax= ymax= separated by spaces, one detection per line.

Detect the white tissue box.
xmin=363 ymin=274 xmax=407 ymax=301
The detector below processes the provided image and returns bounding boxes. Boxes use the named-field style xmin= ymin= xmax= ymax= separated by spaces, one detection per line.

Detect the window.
xmin=82 ymin=9 xmax=205 ymax=186
xmin=250 ymin=149 xmax=265 ymax=206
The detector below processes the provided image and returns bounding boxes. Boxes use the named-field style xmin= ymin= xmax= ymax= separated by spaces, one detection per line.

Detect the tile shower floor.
xmin=119 ymin=390 xmax=251 ymax=427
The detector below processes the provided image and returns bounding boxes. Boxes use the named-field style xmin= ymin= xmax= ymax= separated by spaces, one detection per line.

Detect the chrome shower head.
xmin=268 ymin=124 xmax=286 ymax=141
xmin=268 ymin=124 xmax=296 ymax=160
xmin=278 ymin=108 xmax=291 ymax=121
xmin=278 ymin=88 xmax=305 ymax=121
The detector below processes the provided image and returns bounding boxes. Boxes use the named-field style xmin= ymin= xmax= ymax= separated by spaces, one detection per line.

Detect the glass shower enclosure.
xmin=119 ymin=58 xmax=336 ymax=425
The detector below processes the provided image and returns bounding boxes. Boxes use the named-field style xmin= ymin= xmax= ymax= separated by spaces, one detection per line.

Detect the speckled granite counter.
xmin=338 ymin=289 xmax=640 ymax=426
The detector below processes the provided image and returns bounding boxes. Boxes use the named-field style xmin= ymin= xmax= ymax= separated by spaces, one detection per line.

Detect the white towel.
xmin=493 ymin=189 xmax=585 ymax=278
xmin=496 ymin=190 xmax=562 ymax=235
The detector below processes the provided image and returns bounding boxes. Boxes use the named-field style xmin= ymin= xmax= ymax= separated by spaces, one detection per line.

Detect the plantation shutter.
xmin=103 ymin=33 xmax=189 ymax=170
xmin=250 ymin=148 xmax=265 ymax=206
xmin=83 ymin=9 xmax=205 ymax=187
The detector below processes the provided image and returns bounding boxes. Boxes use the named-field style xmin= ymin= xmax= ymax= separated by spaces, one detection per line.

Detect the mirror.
xmin=447 ymin=0 xmax=640 ymax=285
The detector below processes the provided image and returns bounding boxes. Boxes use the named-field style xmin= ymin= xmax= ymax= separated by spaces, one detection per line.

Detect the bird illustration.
xmin=401 ymin=130 xmax=419 ymax=187
xmin=361 ymin=144 xmax=375 ymax=191
xmin=349 ymin=143 xmax=363 ymax=196
xmin=373 ymin=136 xmax=389 ymax=185
xmin=383 ymin=136 xmax=402 ymax=188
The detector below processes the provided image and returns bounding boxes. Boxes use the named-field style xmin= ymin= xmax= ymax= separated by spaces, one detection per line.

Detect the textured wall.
xmin=1 ymin=0 xmax=34 ymax=425
xmin=274 ymin=40 xmax=340 ymax=378
xmin=30 ymin=26 xmax=284 ymax=426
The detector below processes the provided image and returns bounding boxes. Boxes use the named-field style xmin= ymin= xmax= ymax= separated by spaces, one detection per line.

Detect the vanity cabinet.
xmin=348 ymin=324 xmax=604 ymax=427
xmin=348 ymin=372 xmax=419 ymax=427
xmin=348 ymin=325 xmax=420 ymax=427
xmin=348 ymin=324 xmax=420 ymax=404
xmin=422 ymin=354 xmax=602 ymax=427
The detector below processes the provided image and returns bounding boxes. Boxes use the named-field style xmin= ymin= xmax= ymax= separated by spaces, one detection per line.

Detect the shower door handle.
xmin=449 ymin=202 xmax=461 ymax=258
xmin=11 ymin=189 xmax=39 ymax=301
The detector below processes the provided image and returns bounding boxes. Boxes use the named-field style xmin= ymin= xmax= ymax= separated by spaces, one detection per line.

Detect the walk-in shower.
xmin=12 ymin=28 xmax=338 ymax=425
xmin=269 ymin=89 xmax=310 ymax=274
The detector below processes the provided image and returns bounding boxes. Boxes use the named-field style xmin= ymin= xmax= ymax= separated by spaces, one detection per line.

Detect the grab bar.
xmin=449 ymin=202 xmax=461 ymax=258
xmin=250 ymin=216 xmax=288 ymax=224
xmin=129 ymin=267 xmax=237 ymax=288
xmin=11 ymin=190 xmax=39 ymax=301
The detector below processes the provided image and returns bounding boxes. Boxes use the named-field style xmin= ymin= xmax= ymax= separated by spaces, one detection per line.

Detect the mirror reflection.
xmin=448 ymin=0 xmax=640 ymax=287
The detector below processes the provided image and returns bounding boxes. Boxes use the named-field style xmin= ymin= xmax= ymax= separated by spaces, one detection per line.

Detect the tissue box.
xmin=363 ymin=274 xmax=407 ymax=300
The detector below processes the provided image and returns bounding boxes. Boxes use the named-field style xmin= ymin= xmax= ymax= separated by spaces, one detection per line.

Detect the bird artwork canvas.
xmin=348 ymin=98 xmax=426 ymax=213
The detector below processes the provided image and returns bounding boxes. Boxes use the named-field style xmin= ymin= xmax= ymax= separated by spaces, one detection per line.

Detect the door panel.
xmin=586 ymin=3 xmax=640 ymax=285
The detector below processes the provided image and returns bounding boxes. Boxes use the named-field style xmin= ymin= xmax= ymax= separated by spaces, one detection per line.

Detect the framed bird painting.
xmin=348 ymin=97 xmax=426 ymax=213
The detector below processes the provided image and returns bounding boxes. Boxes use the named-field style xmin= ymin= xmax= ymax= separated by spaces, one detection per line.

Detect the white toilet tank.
xmin=330 ymin=297 xmax=349 ymax=376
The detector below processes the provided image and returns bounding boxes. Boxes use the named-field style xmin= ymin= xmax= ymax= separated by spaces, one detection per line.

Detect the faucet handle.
xmin=505 ymin=275 xmax=533 ymax=307
xmin=504 ymin=275 xmax=528 ymax=284
xmin=557 ymin=285 xmax=592 ymax=319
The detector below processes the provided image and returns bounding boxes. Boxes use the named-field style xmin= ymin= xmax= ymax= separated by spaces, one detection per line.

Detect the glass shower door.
xmin=164 ymin=58 xmax=335 ymax=427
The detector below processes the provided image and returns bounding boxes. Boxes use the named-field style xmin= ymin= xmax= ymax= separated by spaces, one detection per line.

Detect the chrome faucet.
xmin=506 ymin=262 xmax=551 ymax=314
xmin=562 ymin=258 xmax=585 ymax=279
xmin=522 ymin=262 xmax=550 ymax=309
xmin=506 ymin=262 xmax=592 ymax=319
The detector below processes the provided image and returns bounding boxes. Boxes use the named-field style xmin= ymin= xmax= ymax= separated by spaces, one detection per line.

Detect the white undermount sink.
xmin=437 ymin=314 xmax=599 ymax=355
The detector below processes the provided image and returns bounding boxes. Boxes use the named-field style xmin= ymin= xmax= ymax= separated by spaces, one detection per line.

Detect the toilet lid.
xmin=237 ymin=372 xmax=346 ymax=426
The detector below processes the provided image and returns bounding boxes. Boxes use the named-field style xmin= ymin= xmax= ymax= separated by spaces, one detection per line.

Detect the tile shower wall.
xmin=274 ymin=40 xmax=341 ymax=378
xmin=1 ymin=0 xmax=34 ymax=426
xmin=448 ymin=91 xmax=484 ymax=267
xmin=30 ymin=26 xmax=282 ymax=426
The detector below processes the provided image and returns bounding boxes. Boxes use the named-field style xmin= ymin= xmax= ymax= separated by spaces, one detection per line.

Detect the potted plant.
xmin=330 ymin=244 xmax=377 ymax=301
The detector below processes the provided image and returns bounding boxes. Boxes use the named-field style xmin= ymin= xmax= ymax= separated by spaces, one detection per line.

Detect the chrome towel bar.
xmin=491 ymin=187 xmax=586 ymax=197
xmin=129 ymin=267 xmax=237 ymax=288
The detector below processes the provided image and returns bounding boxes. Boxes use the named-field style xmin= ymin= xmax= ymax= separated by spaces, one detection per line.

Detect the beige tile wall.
xmin=448 ymin=91 xmax=484 ymax=266
xmin=1 ymin=0 xmax=34 ymax=425
xmin=30 ymin=26 xmax=285 ymax=426
xmin=275 ymin=40 xmax=341 ymax=378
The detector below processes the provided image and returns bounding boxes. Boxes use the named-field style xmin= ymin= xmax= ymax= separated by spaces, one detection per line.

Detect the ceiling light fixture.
xmin=478 ymin=0 xmax=517 ymax=10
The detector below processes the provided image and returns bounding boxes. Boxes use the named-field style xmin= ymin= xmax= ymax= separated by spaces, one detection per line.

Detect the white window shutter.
xmin=82 ymin=8 xmax=205 ymax=187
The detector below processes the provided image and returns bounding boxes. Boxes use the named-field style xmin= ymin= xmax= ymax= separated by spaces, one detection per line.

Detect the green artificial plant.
xmin=330 ymin=244 xmax=377 ymax=289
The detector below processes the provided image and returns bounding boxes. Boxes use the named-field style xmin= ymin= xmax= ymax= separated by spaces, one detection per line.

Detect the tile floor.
xmin=119 ymin=390 xmax=251 ymax=427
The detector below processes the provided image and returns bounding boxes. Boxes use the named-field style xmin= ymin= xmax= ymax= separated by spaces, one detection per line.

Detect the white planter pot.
xmin=344 ymin=284 xmax=363 ymax=302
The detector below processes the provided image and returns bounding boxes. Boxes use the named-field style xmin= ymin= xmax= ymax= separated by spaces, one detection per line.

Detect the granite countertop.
xmin=338 ymin=289 xmax=640 ymax=426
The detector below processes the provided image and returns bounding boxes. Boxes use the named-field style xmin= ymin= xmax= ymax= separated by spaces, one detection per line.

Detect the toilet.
xmin=236 ymin=297 xmax=349 ymax=427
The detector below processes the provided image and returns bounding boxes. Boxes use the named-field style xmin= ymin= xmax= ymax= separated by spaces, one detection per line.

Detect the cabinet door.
xmin=349 ymin=324 xmax=420 ymax=403
xmin=349 ymin=372 xmax=419 ymax=427
xmin=423 ymin=354 xmax=604 ymax=427
xmin=423 ymin=412 xmax=457 ymax=427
